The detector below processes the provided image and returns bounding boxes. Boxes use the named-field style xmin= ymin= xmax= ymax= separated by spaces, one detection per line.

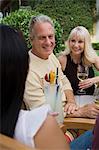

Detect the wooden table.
xmin=0 ymin=134 xmax=37 ymax=150
xmin=61 ymin=117 xmax=96 ymax=133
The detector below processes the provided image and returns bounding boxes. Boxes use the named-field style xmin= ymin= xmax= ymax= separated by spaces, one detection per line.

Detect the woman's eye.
xmin=71 ymin=40 xmax=75 ymax=42
xmin=78 ymin=40 xmax=84 ymax=43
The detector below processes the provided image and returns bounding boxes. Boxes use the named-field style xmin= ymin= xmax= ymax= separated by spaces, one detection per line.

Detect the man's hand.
xmin=64 ymin=102 xmax=79 ymax=115
xmin=67 ymin=103 xmax=99 ymax=118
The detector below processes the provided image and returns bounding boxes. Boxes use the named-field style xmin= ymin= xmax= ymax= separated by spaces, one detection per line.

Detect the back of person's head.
xmin=29 ymin=14 xmax=55 ymax=40
xmin=66 ymin=26 xmax=97 ymax=63
xmin=0 ymin=24 xmax=29 ymax=137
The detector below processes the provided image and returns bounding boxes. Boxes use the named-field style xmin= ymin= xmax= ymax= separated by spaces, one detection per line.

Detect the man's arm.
xmin=23 ymin=71 xmax=46 ymax=109
xmin=66 ymin=103 xmax=99 ymax=118
xmin=58 ymin=62 xmax=78 ymax=114
xmin=64 ymin=89 xmax=78 ymax=114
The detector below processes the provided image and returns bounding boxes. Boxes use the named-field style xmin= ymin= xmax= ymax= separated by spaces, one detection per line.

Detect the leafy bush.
xmin=34 ymin=0 xmax=95 ymax=40
xmin=1 ymin=9 xmax=39 ymax=48
xmin=94 ymin=66 xmax=99 ymax=76
xmin=1 ymin=9 xmax=65 ymax=54
xmin=93 ymin=50 xmax=99 ymax=76
xmin=92 ymin=43 xmax=99 ymax=50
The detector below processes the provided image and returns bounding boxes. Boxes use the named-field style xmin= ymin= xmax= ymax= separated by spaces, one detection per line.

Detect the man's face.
xmin=31 ymin=22 xmax=55 ymax=59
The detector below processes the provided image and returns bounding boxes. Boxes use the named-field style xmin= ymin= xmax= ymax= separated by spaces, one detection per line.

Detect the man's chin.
xmin=46 ymin=50 xmax=52 ymax=55
xmin=44 ymin=52 xmax=52 ymax=59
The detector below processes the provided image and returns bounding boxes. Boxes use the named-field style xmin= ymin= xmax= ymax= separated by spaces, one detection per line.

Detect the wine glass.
xmin=77 ymin=64 xmax=89 ymax=95
xmin=94 ymin=84 xmax=99 ymax=105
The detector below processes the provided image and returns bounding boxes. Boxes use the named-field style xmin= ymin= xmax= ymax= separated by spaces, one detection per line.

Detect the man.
xmin=23 ymin=14 xmax=78 ymax=116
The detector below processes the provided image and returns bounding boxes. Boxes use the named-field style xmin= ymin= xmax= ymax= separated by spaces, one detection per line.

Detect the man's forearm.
xmin=65 ymin=89 xmax=76 ymax=103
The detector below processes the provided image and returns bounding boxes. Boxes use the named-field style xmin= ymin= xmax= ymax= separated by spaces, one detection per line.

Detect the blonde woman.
xmin=58 ymin=26 xmax=99 ymax=118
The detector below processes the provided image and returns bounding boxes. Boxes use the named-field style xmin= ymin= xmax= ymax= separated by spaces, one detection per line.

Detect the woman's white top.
xmin=14 ymin=104 xmax=51 ymax=148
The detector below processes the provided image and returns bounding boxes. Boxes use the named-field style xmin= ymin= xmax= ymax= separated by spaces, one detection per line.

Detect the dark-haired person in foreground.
xmin=92 ymin=115 xmax=99 ymax=149
xmin=0 ymin=24 xmax=69 ymax=149
xmin=70 ymin=112 xmax=99 ymax=150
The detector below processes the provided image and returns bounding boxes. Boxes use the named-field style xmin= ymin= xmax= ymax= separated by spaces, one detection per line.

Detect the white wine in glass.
xmin=77 ymin=72 xmax=88 ymax=81
xmin=77 ymin=64 xmax=89 ymax=94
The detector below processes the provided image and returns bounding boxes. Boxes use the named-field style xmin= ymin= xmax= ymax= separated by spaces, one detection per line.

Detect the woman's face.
xmin=69 ymin=34 xmax=85 ymax=55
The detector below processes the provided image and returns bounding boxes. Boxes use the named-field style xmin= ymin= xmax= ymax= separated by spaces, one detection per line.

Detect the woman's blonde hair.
xmin=64 ymin=26 xmax=97 ymax=65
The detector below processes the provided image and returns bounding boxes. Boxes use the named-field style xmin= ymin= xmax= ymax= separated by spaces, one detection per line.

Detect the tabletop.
xmin=61 ymin=117 xmax=96 ymax=133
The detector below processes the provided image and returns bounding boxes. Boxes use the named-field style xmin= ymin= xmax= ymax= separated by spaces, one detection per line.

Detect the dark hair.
xmin=0 ymin=24 xmax=29 ymax=137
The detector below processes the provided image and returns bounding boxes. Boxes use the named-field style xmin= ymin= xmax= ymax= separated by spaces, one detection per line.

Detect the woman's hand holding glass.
xmin=79 ymin=78 xmax=94 ymax=89
xmin=79 ymin=77 xmax=99 ymax=90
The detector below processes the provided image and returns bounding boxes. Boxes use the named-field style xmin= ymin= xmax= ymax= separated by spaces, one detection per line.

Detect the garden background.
xmin=0 ymin=0 xmax=99 ymax=76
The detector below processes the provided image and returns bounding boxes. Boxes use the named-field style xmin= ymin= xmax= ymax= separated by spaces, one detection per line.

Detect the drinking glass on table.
xmin=44 ymin=83 xmax=64 ymax=124
xmin=44 ymin=68 xmax=64 ymax=124
xmin=77 ymin=64 xmax=89 ymax=95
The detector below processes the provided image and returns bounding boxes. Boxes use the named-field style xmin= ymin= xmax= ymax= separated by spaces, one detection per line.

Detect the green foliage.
xmin=96 ymin=51 xmax=99 ymax=56
xmin=93 ymin=50 xmax=99 ymax=76
xmin=28 ymin=0 xmax=43 ymax=9
xmin=34 ymin=0 xmax=95 ymax=40
xmin=94 ymin=66 xmax=99 ymax=76
xmin=92 ymin=43 xmax=99 ymax=50
xmin=53 ymin=19 xmax=65 ymax=54
xmin=96 ymin=50 xmax=99 ymax=76
xmin=11 ymin=0 xmax=19 ymax=11
xmin=1 ymin=9 xmax=39 ymax=48
xmin=1 ymin=9 xmax=64 ymax=53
